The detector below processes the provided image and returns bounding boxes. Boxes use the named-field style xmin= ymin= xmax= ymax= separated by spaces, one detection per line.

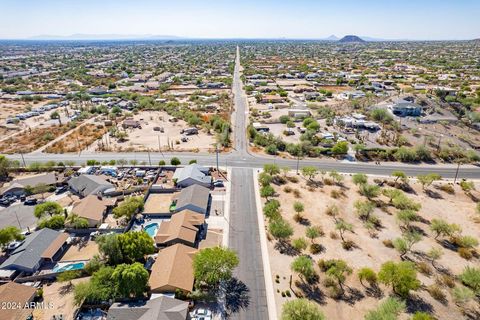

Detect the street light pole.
xmin=216 ymin=144 xmax=220 ymax=173
xmin=454 ymin=162 xmax=461 ymax=184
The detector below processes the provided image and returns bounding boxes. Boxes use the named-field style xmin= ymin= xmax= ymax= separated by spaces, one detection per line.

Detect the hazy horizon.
xmin=0 ymin=0 xmax=479 ymax=40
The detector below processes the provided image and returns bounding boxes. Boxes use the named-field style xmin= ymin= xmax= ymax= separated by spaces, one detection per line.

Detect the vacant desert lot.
xmin=0 ymin=124 xmax=72 ymax=153
xmin=90 ymin=110 xmax=216 ymax=152
xmin=260 ymin=170 xmax=480 ymax=320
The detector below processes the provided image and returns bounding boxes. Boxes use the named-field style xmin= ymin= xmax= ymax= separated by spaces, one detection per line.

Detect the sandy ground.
xmin=199 ymin=229 xmax=223 ymax=249
xmin=33 ymin=277 xmax=89 ymax=320
xmin=264 ymin=172 xmax=480 ymax=320
xmin=60 ymin=241 xmax=99 ymax=262
xmin=89 ymin=110 xmax=216 ymax=152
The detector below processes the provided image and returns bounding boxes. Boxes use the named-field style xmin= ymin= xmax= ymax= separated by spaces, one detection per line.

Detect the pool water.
xmin=53 ymin=261 xmax=86 ymax=273
xmin=144 ymin=223 xmax=159 ymax=237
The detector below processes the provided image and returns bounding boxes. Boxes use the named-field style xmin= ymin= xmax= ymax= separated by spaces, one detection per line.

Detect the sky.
xmin=0 ymin=0 xmax=479 ymax=40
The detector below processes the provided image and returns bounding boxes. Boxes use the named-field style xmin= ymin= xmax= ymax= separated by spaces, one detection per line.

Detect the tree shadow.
xmin=365 ymin=285 xmax=383 ymax=299
xmin=340 ymin=287 xmax=366 ymax=306
xmin=218 ymin=277 xmax=250 ymax=318
xmin=425 ymin=189 xmax=443 ymax=199
xmin=405 ymin=294 xmax=434 ymax=314
xmin=296 ymin=282 xmax=327 ymax=305
xmin=275 ymin=241 xmax=298 ymax=256
xmin=299 ymin=218 xmax=311 ymax=226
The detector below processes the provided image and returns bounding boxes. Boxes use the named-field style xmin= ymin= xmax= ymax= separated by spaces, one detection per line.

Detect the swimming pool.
xmin=144 ymin=223 xmax=159 ymax=237
xmin=53 ymin=261 xmax=86 ymax=273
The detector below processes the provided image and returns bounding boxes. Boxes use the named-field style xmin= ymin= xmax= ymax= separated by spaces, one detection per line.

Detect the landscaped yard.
xmin=258 ymin=165 xmax=480 ymax=319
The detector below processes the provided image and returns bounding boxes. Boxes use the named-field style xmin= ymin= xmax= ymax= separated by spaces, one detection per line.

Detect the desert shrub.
xmin=342 ymin=240 xmax=355 ymax=250
xmin=412 ymin=312 xmax=435 ymax=320
xmin=325 ymin=205 xmax=339 ymax=218
xmin=438 ymin=184 xmax=455 ymax=194
xmin=460 ymin=266 xmax=480 ymax=294
xmin=439 ymin=274 xmax=456 ymax=288
xmin=416 ymin=262 xmax=433 ymax=276
xmin=458 ymin=247 xmax=473 ymax=260
xmin=383 ymin=239 xmax=394 ymax=248
xmin=292 ymin=237 xmax=308 ymax=253
xmin=331 ymin=189 xmax=342 ymax=199
xmin=284 ymin=186 xmax=293 ymax=193
xmin=310 ymin=243 xmax=324 ymax=255
xmin=428 ymin=284 xmax=446 ymax=302
xmin=329 ymin=231 xmax=338 ymax=239
xmin=293 ymin=189 xmax=301 ymax=198
xmin=364 ymin=297 xmax=405 ymax=320
xmin=452 ymin=286 xmax=475 ymax=305
xmin=287 ymin=176 xmax=299 ymax=183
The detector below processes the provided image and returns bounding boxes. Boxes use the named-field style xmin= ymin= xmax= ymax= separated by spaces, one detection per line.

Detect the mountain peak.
xmin=338 ymin=35 xmax=366 ymax=43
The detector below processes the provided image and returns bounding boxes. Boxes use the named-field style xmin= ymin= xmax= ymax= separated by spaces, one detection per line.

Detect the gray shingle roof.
xmin=0 ymin=228 xmax=63 ymax=272
xmin=176 ymin=185 xmax=210 ymax=212
xmin=172 ymin=164 xmax=211 ymax=185
xmin=107 ymin=296 xmax=188 ymax=320
xmin=68 ymin=175 xmax=113 ymax=197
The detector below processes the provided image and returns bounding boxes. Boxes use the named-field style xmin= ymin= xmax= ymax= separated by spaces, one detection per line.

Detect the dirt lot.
xmin=0 ymin=124 xmax=72 ymax=153
xmin=91 ymin=110 xmax=216 ymax=152
xmin=33 ymin=277 xmax=89 ymax=320
xmin=45 ymin=123 xmax=108 ymax=153
xmin=60 ymin=241 xmax=99 ymax=262
xmin=262 ymin=171 xmax=480 ymax=320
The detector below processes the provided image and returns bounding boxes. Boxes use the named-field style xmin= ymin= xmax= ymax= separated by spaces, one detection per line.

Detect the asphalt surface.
xmin=0 ymin=203 xmax=36 ymax=230
xmin=228 ymin=168 xmax=269 ymax=320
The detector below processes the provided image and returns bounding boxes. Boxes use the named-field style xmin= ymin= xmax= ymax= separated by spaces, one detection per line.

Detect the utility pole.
xmin=147 ymin=151 xmax=152 ymax=166
xmin=20 ymin=153 xmax=26 ymax=168
xmin=454 ymin=162 xmax=461 ymax=184
xmin=216 ymin=144 xmax=220 ymax=173
xmin=296 ymin=152 xmax=301 ymax=175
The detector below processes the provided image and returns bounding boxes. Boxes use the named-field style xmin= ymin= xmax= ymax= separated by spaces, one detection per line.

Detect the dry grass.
xmin=0 ymin=124 xmax=71 ymax=153
xmin=45 ymin=124 xmax=108 ymax=153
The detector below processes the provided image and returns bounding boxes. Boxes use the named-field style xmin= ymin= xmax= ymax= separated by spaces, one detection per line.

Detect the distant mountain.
xmin=28 ymin=34 xmax=183 ymax=40
xmin=325 ymin=35 xmax=339 ymax=41
xmin=338 ymin=35 xmax=366 ymax=43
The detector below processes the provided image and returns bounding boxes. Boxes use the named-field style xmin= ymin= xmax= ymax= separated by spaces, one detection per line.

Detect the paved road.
xmin=229 ymin=168 xmax=269 ymax=320
xmin=232 ymin=46 xmax=249 ymax=158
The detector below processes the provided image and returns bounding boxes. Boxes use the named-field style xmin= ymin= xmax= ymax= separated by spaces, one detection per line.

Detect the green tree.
xmin=426 ymin=247 xmax=443 ymax=268
xmin=293 ymin=201 xmax=305 ymax=221
xmin=281 ymin=299 xmax=325 ymax=320
xmin=325 ymin=259 xmax=352 ymax=294
xmin=430 ymin=219 xmax=461 ymax=240
xmin=170 ymin=157 xmax=181 ymax=165
xmin=396 ymin=210 xmax=418 ymax=229
xmin=354 ymin=200 xmax=376 ymax=221
xmin=359 ymin=184 xmax=381 ymax=200
xmin=97 ymin=233 xmax=124 ymax=265
xmin=38 ymin=215 xmax=65 ymax=229
xmin=34 ymin=201 xmax=62 ymax=219
xmin=292 ymin=237 xmax=308 ymax=253
xmin=50 ymin=110 xmax=62 ymax=125
xmin=392 ymin=171 xmax=408 ymax=184
xmin=66 ymin=214 xmax=89 ymax=229
xmin=301 ymin=166 xmax=318 ymax=181
xmin=335 ymin=219 xmax=353 ymax=242
xmin=112 ymin=262 xmax=149 ymax=298
xmin=269 ymin=218 xmax=294 ymax=242
xmin=260 ymin=185 xmax=275 ymax=200
xmin=0 ymin=226 xmax=24 ymax=249
xmin=332 ymin=141 xmax=349 ymax=155
xmin=364 ymin=297 xmax=405 ymax=320
xmin=117 ymin=231 xmax=155 ymax=263
xmin=411 ymin=312 xmax=434 ymax=320
xmin=0 ymin=155 xmax=13 ymax=180
xmin=352 ymin=173 xmax=368 ymax=185
xmin=393 ymin=231 xmax=422 ymax=259
xmin=112 ymin=196 xmax=144 ymax=220
xmin=263 ymin=199 xmax=281 ymax=220
xmin=329 ymin=170 xmax=344 ymax=185
xmin=193 ymin=247 xmax=239 ymax=288
xmin=57 ymin=270 xmax=82 ymax=289
xmin=263 ymin=163 xmax=280 ymax=176
xmin=258 ymin=172 xmax=273 ymax=187
xmin=378 ymin=261 xmax=420 ymax=297
xmin=291 ymin=256 xmax=315 ymax=281
xmin=358 ymin=267 xmax=377 ymax=288
xmin=306 ymin=226 xmax=321 ymax=243
xmin=383 ymin=188 xmax=403 ymax=203
xmin=417 ymin=173 xmax=442 ymax=191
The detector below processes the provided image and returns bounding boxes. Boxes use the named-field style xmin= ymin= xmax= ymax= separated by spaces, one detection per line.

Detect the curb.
xmin=252 ymin=169 xmax=278 ymax=320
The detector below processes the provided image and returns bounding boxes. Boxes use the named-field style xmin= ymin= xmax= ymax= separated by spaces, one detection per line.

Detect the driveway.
xmin=0 ymin=203 xmax=37 ymax=230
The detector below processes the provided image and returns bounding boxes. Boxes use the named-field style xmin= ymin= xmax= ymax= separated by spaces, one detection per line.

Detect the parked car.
xmin=213 ymin=180 xmax=224 ymax=188
xmin=24 ymin=198 xmax=38 ymax=206
xmin=0 ymin=198 xmax=11 ymax=206
xmin=55 ymin=186 xmax=68 ymax=194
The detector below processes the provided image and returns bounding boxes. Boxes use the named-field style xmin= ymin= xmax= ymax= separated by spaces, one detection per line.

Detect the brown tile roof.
xmin=0 ymin=282 xmax=36 ymax=320
xmin=149 ymin=244 xmax=197 ymax=294
xmin=41 ymin=232 xmax=69 ymax=260
xmin=155 ymin=210 xmax=205 ymax=246
xmin=71 ymin=195 xmax=116 ymax=222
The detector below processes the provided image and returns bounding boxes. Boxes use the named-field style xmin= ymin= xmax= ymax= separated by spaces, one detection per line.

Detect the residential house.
xmin=106 ymin=296 xmax=188 ymax=320
xmin=149 ymin=244 xmax=197 ymax=294
xmin=172 ymin=164 xmax=211 ymax=188
xmin=0 ymin=282 xmax=37 ymax=320
xmin=0 ymin=172 xmax=57 ymax=197
xmin=155 ymin=210 xmax=205 ymax=247
xmin=0 ymin=228 xmax=68 ymax=274
xmin=391 ymin=100 xmax=423 ymax=117
xmin=122 ymin=119 xmax=141 ymax=129
xmin=68 ymin=175 xmax=114 ymax=197
xmin=174 ymin=185 xmax=210 ymax=215
xmin=260 ymin=95 xmax=285 ymax=104
xmin=71 ymin=195 xmax=116 ymax=228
